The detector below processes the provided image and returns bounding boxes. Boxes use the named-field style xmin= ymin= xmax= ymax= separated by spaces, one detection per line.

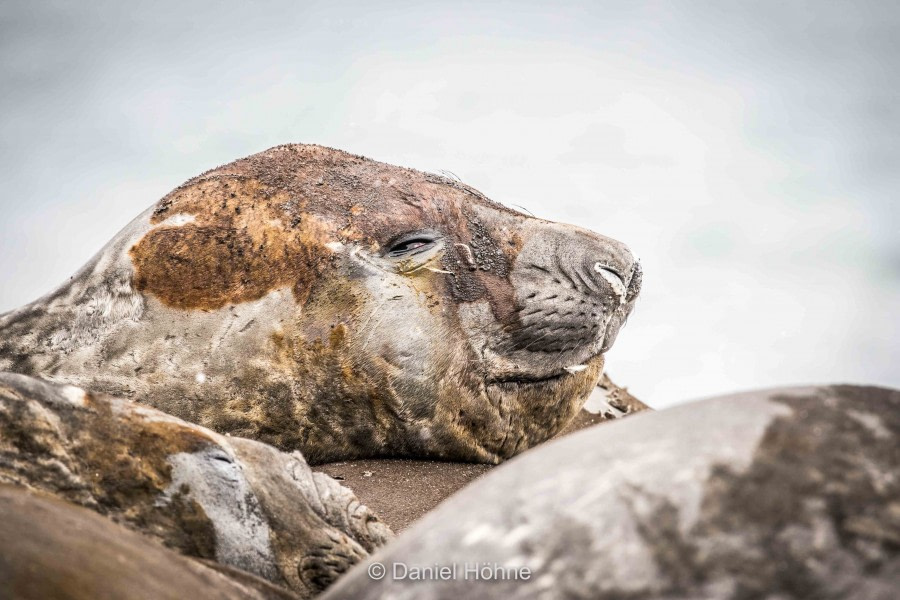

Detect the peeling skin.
xmin=0 ymin=372 xmax=392 ymax=599
xmin=0 ymin=143 xmax=640 ymax=464
xmin=323 ymin=385 xmax=900 ymax=600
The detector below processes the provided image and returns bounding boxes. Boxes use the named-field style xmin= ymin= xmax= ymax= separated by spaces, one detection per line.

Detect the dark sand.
xmin=314 ymin=376 xmax=647 ymax=532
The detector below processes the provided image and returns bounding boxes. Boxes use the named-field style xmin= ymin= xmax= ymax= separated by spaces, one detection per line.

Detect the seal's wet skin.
xmin=0 ymin=144 xmax=640 ymax=464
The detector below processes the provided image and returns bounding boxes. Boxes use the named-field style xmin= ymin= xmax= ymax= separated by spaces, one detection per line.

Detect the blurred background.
xmin=1 ymin=1 xmax=896 ymax=407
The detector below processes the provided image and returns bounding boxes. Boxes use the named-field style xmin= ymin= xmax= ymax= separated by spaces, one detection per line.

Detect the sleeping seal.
xmin=0 ymin=372 xmax=391 ymax=598
xmin=323 ymin=385 xmax=900 ymax=600
xmin=0 ymin=144 xmax=640 ymax=463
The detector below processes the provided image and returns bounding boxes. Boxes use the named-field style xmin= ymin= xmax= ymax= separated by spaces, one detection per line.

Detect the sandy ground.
xmin=314 ymin=376 xmax=646 ymax=532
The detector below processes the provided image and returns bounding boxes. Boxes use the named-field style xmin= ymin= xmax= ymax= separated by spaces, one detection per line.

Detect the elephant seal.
xmin=0 ymin=372 xmax=391 ymax=598
xmin=0 ymin=485 xmax=298 ymax=600
xmin=322 ymin=385 xmax=900 ymax=600
xmin=0 ymin=144 xmax=640 ymax=463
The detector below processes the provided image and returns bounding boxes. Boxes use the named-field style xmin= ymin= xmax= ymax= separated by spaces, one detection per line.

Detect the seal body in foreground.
xmin=323 ymin=385 xmax=900 ymax=600
xmin=0 ymin=144 xmax=640 ymax=463
xmin=0 ymin=372 xmax=391 ymax=598
xmin=0 ymin=485 xmax=298 ymax=600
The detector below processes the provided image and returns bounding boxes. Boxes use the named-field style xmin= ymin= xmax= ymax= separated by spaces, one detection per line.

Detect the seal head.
xmin=0 ymin=144 xmax=640 ymax=463
xmin=0 ymin=372 xmax=392 ymax=597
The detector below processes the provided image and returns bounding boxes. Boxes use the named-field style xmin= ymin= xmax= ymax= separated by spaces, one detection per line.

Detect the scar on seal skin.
xmin=0 ymin=143 xmax=641 ymax=464
xmin=324 ymin=385 xmax=900 ymax=600
xmin=0 ymin=372 xmax=392 ymax=598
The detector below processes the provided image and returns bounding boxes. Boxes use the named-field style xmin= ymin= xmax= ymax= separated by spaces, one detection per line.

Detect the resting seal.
xmin=324 ymin=385 xmax=900 ymax=600
xmin=0 ymin=372 xmax=391 ymax=598
xmin=0 ymin=144 xmax=640 ymax=463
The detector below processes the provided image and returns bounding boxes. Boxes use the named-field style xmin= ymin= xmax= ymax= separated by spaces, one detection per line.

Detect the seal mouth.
xmin=485 ymin=369 xmax=571 ymax=387
xmin=484 ymin=355 xmax=604 ymax=388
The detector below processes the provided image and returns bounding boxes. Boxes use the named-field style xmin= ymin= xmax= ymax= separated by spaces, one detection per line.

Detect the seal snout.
xmin=574 ymin=230 xmax=641 ymax=306
xmin=503 ymin=225 xmax=640 ymax=364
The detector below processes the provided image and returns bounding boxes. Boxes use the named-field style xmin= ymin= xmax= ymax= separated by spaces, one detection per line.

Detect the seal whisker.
xmin=509 ymin=328 xmax=557 ymax=354
xmin=549 ymin=339 xmax=578 ymax=371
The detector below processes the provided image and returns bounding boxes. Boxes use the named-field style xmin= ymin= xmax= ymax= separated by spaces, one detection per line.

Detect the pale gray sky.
xmin=1 ymin=1 xmax=897 ymax=407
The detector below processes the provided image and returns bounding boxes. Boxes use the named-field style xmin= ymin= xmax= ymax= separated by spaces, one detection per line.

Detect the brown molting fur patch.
xmin=76 ymin=396 xmax=211 ymax=497
xmin=132 ymin=176 xmax=331 ymax=310
xmin=132 ymin=145 xmax=525 ymax=313
xmin=64 ymin=397 xmax=220 ymax=558
xmin=0 ymin=382 xmax=220 ymax=560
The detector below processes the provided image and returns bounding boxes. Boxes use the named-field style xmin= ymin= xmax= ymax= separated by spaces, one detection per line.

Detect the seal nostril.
xmin=593 ymin=262 xmax=627 ymax=299
xmin=593 ymin=262 xmax=623 ymax=280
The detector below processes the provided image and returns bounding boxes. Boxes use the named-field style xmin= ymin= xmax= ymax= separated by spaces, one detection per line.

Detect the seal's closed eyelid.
xmin=385 ymin=230 xmax=443 ymax=258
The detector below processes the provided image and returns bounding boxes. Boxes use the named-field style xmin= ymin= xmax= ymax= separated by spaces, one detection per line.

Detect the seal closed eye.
xmin=386 ymin=231 xmax=441 ymax=258
xmin=0 ymin=143 xmax=640 ymax=464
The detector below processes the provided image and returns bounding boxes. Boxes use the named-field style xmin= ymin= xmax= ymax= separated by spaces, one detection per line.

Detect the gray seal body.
xmin=323 ymin=385 xmax=900 ymax=600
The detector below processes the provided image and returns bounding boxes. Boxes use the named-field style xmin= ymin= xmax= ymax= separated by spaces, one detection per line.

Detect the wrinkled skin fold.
xmin=0 ymin=144 xmax=640 ymax=463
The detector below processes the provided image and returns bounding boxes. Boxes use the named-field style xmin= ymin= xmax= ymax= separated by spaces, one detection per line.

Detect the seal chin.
xmin=475 ymin=354 xmax=606 ymax=460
